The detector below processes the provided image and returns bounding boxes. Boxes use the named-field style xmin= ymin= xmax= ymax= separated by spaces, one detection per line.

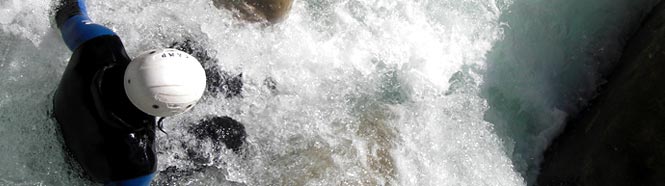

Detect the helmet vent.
xmin=152 ymin=105 xmax=160 ymax=109
xmin=186 ymin=104 xmax=193 ymax=109
xmin=127 ymin=79 xmax=131 ymax=84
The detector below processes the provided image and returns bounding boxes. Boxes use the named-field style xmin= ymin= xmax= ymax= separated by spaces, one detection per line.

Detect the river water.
xmin=0 ymin=0 xmax=660 ymax=185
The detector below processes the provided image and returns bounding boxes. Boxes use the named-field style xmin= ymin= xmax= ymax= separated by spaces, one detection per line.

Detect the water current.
xmin=0 ymin=0 xmax=660 ymax=185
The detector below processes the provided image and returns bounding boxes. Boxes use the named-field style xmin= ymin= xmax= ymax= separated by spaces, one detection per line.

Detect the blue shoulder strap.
xmin=59 ymin=0 xmax=117 ymax=51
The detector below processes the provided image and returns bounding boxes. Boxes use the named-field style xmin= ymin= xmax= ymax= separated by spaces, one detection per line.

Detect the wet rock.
xmin=157 ymin=165 xmax=246 ymax=186
xmin=212 ymin=0 xmax=294 ymax=24
xmin=170 ymin=39 xmax=244 ymax=98
xmin=189 ymin=116 xmax=247 ymax=153
xmin=156 ymin=116 xmax=248 ymax=184
xmin=538 ymin=1 xmax=665 ymax=185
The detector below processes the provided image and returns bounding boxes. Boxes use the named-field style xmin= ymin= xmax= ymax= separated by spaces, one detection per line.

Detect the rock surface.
xmin=213 ymin=0 xmax=293 ymax=24
xmin=537 ymin=1 xmax=665 ymax=185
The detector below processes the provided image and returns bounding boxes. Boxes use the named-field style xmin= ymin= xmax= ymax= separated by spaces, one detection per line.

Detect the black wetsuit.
xmin=53 ymin=0 xmax=156 ymax=185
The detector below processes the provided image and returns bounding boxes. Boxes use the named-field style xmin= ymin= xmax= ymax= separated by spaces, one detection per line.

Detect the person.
xmin=52 ymin=0 xmax=206 ymax=185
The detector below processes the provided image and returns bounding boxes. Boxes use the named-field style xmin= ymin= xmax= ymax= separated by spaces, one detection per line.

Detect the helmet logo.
xmin=161 ymin=52 xmax=190 ymax=59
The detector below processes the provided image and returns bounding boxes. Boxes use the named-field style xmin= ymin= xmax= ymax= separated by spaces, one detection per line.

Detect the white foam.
xmin=0 ymin=0 xmax=659 ymax=185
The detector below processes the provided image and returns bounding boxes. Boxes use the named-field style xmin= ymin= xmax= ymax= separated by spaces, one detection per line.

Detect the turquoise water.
xmin=484 ymin=0 xmax=660 ymax=182
xmin=0 ymin=0 xmax=659 ymax=185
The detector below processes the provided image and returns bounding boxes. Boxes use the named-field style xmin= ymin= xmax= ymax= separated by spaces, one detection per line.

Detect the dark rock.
xmin=156 ymin=116 xmax=248 ymax=184
xmin=158 ymin=166 xmax=199 ymax=185
xmin=538 ymin=1 xmax=665 ymax=185
xmin=169 ymin=39 xmax=244 ymax=98
xmin=189 ymin=116 xmax=247 ymax=153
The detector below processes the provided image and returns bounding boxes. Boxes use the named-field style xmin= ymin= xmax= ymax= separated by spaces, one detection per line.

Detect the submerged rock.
xmin=212 ymin=0 xmax=293 ymax=24
xmin=538 ymin=1 xmax=665 ymax=185
xmin=169 ymin=39 xmax=245 ymax=98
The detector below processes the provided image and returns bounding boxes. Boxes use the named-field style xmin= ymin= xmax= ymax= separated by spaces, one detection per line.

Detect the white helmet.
xmin=124 ymin=49 xmax=206 ymax=117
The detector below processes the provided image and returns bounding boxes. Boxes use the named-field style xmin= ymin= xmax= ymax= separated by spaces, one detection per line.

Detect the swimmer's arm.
xmin=55 ymin=0 xmax=83 ymax=28
xmin=55 ymin=0 xmax=117 ymax=51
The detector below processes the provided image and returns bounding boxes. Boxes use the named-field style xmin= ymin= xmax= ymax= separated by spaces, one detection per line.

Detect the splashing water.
xmin=0 ymin=0 xmax=659 ymax=185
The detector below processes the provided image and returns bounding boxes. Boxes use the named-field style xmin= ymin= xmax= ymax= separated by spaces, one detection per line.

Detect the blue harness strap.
xmin=104 ymin=173 xmax=156 ymax=186
xmin=59 ymin=0 xmax=117 ymax=50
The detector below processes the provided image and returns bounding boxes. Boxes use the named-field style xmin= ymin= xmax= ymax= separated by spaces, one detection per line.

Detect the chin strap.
xmin=156 ymin=117 xmax=168 ymax=135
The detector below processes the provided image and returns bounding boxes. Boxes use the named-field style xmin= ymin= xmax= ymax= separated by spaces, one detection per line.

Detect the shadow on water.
xmin=482 ymin=0 xmax=660 ymax=183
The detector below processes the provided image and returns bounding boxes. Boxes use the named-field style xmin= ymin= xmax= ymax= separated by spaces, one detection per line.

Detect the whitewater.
xmin=0 ymin=0 xmax=660 ymax=185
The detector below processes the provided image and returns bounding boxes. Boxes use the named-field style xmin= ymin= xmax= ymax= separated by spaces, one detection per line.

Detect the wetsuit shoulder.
xmin=53 ymin=35 xmax=158 ymax=182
